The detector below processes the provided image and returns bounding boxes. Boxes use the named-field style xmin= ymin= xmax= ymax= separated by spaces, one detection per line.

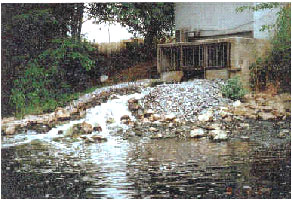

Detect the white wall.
xmin=175 ymin=2 xmax=254 ymax=36
xmin=253 ymin=4 xmax=280 ymax=39
xmin=175 ymin=2 xmax=279 ymax=39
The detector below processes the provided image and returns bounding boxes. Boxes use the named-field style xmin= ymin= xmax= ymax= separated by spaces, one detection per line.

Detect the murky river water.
xmin=1 ymin=92 xmax=291 ymax=199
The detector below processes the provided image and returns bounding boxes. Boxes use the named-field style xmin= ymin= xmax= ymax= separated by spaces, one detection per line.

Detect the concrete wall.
xmin=175 ymin=2 xmax=254 ymax=37
xmin=228 ymin=37 xmax=271 ymax=90
xmin=175 ymin=2 xmax=279 ymax=39
xmin=157 ymin=37 xmax=272 ymax=90
xmin=206 ymin=69 xmax=229 ymax=80
xmin=204 ymin=37 xmax=271 ymax=89
xmin=253 ymin=5 xmax=280 ymax=39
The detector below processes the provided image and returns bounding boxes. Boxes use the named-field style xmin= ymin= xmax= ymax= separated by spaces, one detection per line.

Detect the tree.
xmin=238 ymin=3 xmax=291 ymax=92
xmin=88 ymin=3 xmax=175 ymax=52
xmin=1 ymin=3 xmax=88 ymax=116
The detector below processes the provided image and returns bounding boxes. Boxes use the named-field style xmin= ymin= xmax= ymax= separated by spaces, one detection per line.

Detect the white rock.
xmin=198 ymin=111 xmax=213 ymax=122
xmin=239 ymin=123 xmax=249 ymax=129
xmin=165 ymin=113 xmax=176 ymax=121
xmin=4 ymin=125 xmax=16 ymax=135
xmin=190 ymin=128 xmax=206 ymax=138
xmin=206 ymin=123 xmax=221 ymax=130
xmin=219 ymin=110 xmax=230 ymax=118
xmin=240 ymin=136 xmax=250 ymax=141
xmin=149 ymin=127 xmax=158 ymax=132
xmin=100 ymin=75 xmax=108 ymax=82
xmin=145 ymin=109 xmax=154 ymax=115
xmin=55 ymin=107 xmax=70 ymax=120
xmin=152 ymin=114 xmax=161 ymax=121
xmin=209 ymin=129 xmax=228 ymax=141
xmin=233 ymin=100 xmax=241 ymax=107
xmin=278 ymin=129 xmax=290 ymax=138
xmin=258 ymin=112 xmax=276 ymax=121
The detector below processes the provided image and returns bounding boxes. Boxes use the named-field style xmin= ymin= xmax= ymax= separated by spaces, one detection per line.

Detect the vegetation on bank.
xmin=248 ymin=3 xmax=291 ymax=92
xmin=2 ymin=3 xmax=290 ymax=118
xmin=2 ymin=3 xmax=174 ymax=118
xmin=221 ymin=76 xmax=247 ymax=100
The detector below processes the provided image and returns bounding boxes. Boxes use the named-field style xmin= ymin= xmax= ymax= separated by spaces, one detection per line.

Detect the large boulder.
xmin=198 ymin=111 xmax=213 ymax=122
xmin=258 ymin=112 xmax=276 ymax=121
xmin=278 ymin=129 xmax=290 ymax=138
xmin=120 ymin=115 xmax=132 ymax=125
xmin=151 ymin=114 xmax=160 ymax=121
xmin=209 ymin=129 xmax=228 ymax=141
xmin=189 ymin=128 xmax=206 ymax=138
xmin=70 ymin=122 xmax=93 ymax=136
xmin=55 ymin=107 xmax=71 ymax=121
xmin=3 ymin=125 xmax=16 ymax=135
xmin=165 ymin=113 xmax=176 ymax=121
xmin=128 ymin=98 xmax=140 ymax=111
xmin=80 ymin=122 xmax=93 ymax=134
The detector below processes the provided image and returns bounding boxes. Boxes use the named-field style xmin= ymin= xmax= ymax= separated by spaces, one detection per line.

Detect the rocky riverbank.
xmin=1 ymin=80 xmax=152 ymax=135
xmin=2 ymin=79 xmax=291 ymax=142
xmin=124 ymin=79 xmax=291 ymax=141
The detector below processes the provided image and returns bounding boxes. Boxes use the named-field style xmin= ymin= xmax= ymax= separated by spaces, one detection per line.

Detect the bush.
xmin=10 ymin=38 xmax=98 ymax=117
xmin=249 ymin=4 xmax=291 ymax=92
xmin=221 ymin=76 xmax=247 ymax=100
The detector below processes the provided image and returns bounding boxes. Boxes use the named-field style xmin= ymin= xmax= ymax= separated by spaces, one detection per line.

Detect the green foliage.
xmin=271 ymin=4 xmax=291 ymax=62
xmin=2 ymin=4 xmax=85 ymax=116
xmin=221 ymin=77 xmax=247 ymax=100
xmin=249 ymin=4 xmax=291 ymax=92
xmin=10 ymin=38 xmax=98 ymax=117
xmin=236 ymin=2 xmax=280 ymax=12
xmin=88 ymin=3 xmax=175 ymax=51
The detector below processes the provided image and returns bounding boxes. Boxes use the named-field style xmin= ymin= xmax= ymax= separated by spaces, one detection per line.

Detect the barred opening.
xmin=158 ymin=42 xmax=231 ymax=77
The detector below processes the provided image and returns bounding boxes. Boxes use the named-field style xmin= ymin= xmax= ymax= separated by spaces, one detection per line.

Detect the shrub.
xmin=249 ymin=4 xmax=291 ymax=92
xmin=10 ymin=38 xmax=98 ymax=117
xmin=221 ymin=76 xmax=247 ymax=100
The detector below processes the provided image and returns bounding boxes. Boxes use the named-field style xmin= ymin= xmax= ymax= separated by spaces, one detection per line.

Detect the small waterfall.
xmin=1 ymin=92 xmax=146 ymax=149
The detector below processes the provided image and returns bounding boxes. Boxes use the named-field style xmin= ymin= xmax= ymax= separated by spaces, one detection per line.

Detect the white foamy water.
xmin=1 ymin=92 xmax=146 ymax=149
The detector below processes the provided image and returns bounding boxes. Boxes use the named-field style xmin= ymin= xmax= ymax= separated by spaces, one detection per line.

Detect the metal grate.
xmin=206 ymin=42 xmax=229 ymax=69
xmin=159 ymin=42 xmax=230 ymax=73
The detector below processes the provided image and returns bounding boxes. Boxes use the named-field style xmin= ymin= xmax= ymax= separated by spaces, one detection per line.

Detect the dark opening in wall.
xmin=158 ymin=42 xmax=231 ymax=77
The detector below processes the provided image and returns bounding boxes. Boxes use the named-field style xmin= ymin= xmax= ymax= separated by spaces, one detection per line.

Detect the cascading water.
xmin=1 ymin=84 xmax=290 ymax=199
xmin=1 ymin=92 xmax=146 ymax=151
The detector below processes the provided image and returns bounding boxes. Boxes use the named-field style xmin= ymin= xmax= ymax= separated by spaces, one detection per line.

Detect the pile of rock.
xmin=125 ymin=79 xmax=290 ymax=141
xmin=63 ymin=121 xmax=107 ymax=143
xmin=225 ymin=93 xmax=291 ymax=121
xmin=2 ymin=81 xmax=151 ymax=135
xmin=140 ymin=79 xmax=232 ymax=122
xmin=126 ymin=99 xmax=229 ymax=141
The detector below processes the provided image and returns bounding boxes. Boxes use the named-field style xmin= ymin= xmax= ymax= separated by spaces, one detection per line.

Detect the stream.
xmin=1 ymin=91 xmax=291 ymax=199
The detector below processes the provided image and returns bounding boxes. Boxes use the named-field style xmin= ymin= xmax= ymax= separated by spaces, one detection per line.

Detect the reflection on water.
xmin=1 ymin=92 xmax=291 ymax=199
xmin=2 ymin=136 xmax=290 ymax=199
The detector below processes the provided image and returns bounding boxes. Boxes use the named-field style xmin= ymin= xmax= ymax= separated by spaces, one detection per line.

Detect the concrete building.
xmin=157 ymin=2 xmax=280 ymax=89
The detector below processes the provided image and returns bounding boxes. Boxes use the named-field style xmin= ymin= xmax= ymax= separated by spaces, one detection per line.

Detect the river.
xmin=1 ymin=91 xmax=291 ymax=199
